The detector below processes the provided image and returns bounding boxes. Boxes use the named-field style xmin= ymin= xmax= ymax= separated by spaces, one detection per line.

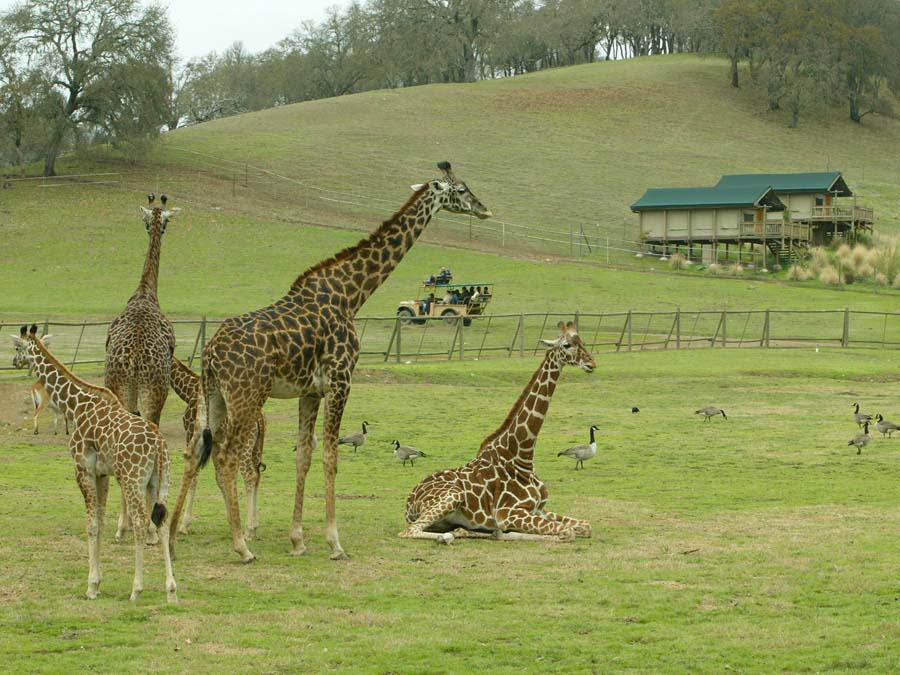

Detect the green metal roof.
xmin=716 ymin=172 xmax=851 ymax=196
xmin=630 ymin=186 xmax=786 ymax=212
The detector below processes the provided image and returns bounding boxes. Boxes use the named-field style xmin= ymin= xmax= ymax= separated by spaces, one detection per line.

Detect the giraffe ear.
xmin=40 ymin=334 xmax=53 ymax=346
xmin=540 ymin=339 xmax=558 ymax=347
xmin=410 ymin=183 xmax=425 ymax=192
xmin=163 ymin=207 xmax=181 ymax=219
xmin=141 ymin=207 xmax=153 ymax=217
xmin=10 ymin=335 xmax=26 ymax=348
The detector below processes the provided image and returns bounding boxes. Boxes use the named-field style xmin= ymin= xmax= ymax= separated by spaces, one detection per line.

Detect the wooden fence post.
xmin=676 ymin=308 xmax=682 ymax=349
xmin=70 ymin=320 xmax=87 ymax=369
xmin=519 ymin=314 xmax=525 ymax=357
xmin=627 ymin=311 xmax=633 ymax=351
xmin=721 ymin=310 xmax=727 ymax=347
xmin=396 ymin=316 xmax=402 ymax=363
xmin=842 ymin=308 xmax=850 ymax=347
xmin=762 ymin=309 xmax=770 ymax=348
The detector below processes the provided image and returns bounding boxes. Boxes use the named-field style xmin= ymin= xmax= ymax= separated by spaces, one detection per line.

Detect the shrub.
xmin=876 ymin=272 xmax=888 ymax=286
xmin=856 ymin=262 xmax=874 ymax=279
xmin=892 ymin=272 xmax=900 ymax=289
xmin=730 ymin=264 xmax=744 ymax=277
xmin=669 ymin=253 xmax=689 ymax=271
xmin=835 ymin=243 xmax=852 ymax=259
xmin=808 ymin=247 xmax=829 ymax=275
xmin=787 ymin=265 xmax=812 ymax=281
xmin=819 ymin=266 xmax=840 ymax=286
xmin=706 ymin=263 xmax=724 ymax=276
xmin=874 ymin=234 xmax=900 ymax=281
xmin=851 ymin=244 xmax=870 ymax=268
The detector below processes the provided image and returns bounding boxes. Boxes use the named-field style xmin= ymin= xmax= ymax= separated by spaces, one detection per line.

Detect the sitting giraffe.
xmin=400 ymin=334 xmax=596 ymax=544
xmin=11 ymin=325 xmax=177 ymax=603
xmin=31 ymin=380 xmax=69 ymax=435
xmin=169 ymin=356 xmax=267 ymax=538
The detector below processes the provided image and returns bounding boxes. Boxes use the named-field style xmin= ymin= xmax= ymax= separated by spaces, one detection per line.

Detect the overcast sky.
xmin=0 ymin=0 xmax=347 ymax=61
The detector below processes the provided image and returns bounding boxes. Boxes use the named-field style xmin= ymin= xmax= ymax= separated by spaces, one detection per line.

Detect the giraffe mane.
xmin=31 ymin=337 xmax=121 ymax=406
xmin=289 ymin=183 xmax=430 ymax=292
xmin=478 ymin=349 xmax=554 ymax=453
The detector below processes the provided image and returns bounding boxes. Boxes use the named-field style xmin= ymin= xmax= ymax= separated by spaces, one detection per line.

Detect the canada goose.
xmin=848 ymin=421 xmax=870 ymax=454
xmin=631 ymin=406 xmax=640 ymax=413
xmin=390 ymin=439 xmax=426 ymax=466
xmin=852 ymin=403 xmax=873 ymax=428
xmin=875 ymin=414 xmax=900 ymax=438
xmin=695 ymin=406 xmax=727 ymax=421
xmin=338 ymin=421 xmax=369 ymax=453
xmin=557 ymin=425 xmax=599 ymax=470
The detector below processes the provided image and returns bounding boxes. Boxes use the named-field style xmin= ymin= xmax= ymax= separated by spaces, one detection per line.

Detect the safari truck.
xmin=397 ymin=281 xmax=493 ymax=326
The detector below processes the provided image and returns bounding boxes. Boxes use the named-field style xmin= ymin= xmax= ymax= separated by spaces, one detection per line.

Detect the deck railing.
xmin=809 ymin=205 xmax=874 ymax=223
xmin=738 ymin=222 xmax=810 ymax=239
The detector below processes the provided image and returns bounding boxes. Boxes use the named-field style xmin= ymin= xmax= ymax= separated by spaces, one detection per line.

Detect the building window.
xmin=743 ymin=211 xmax=756 ymax=223
xmin=815 ymin=196 xmax=824 ymax=206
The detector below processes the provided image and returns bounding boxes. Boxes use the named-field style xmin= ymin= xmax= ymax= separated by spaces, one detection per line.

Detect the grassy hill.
xmin=3 ymin=53 xmax=900 ymax=325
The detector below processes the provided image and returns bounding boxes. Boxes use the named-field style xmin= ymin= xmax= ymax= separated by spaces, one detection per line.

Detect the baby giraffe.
xmin=11 ymin=325 xmax=176 ymax=603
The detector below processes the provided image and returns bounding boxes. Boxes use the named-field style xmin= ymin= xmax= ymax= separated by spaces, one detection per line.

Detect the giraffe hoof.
xmin=177 ymin=525 xmax=190 ymax=535
xmin=241 ymin=552 xmax=257 ymax=564
xmin=86 ymin=585 xmax=100 ymax=600
xmin=437 ymin=532 xmax=454 ymax=545
xmin=557 ymin=528 xmax=576 ymax=543
xmin=129 ymin=589 xmax=142 ymax=602
xmin=574 ymin=523 xmax=592 ymax=537
xmin=329 ymin=551 xmax=351 ymax=561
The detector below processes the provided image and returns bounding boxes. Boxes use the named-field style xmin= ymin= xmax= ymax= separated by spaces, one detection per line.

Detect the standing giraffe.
xmin=169 ymin=161 xmax=491 ymax=562
xmin=400 ymin=335 xmax=596 ymax=544
xmin=105 ymin=193 xmax=180 ymax=423
xmin=169 ymin=356 xmax=267 ymax=538
xmin=11 ymin=325 xmax=177 ymax=602
xmin=106 ymin=194 xmax=179 ymax=542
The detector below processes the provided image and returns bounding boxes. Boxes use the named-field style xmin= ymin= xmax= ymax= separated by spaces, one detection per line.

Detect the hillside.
xmin=3 ymin=54 xmax=900 ymax=323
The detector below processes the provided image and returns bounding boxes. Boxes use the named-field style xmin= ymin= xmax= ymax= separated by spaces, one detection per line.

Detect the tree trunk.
xmin=730 ymin=52 xmax=740 ymax=88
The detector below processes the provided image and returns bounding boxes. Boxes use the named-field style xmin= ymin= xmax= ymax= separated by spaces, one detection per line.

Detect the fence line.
xmin=3 ymin=308 xmax=899 ymax=375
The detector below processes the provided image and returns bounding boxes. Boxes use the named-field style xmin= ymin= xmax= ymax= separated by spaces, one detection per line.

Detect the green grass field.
xmin=4 ymin=53 xmax=900 ymax=673
xmin=3 ymin=348 xmax=900 ymax=673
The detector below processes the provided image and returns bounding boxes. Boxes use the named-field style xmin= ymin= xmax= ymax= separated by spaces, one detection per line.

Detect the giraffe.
xmin=30 ymin=380 xmax=69 ymax=435
xmin=11 ymin=325 xmax=177 ymax=603
xmin=169 ymin=355 xmax=267 ymax=538
xmin=168 ymin=161 xmax=491 ymax=563
xmin=105 ymin=193 xmax=180 ymax=423
xmin=106 ymin=194 xmax=179 ymax=543
xmin=400 ymin=334 xmax=596 ymax=545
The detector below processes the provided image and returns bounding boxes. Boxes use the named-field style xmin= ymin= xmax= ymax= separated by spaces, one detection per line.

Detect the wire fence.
xmin=3 ymin=308 xmax=899 ymax=375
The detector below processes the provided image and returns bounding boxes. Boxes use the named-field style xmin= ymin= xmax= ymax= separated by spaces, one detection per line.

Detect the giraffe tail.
xmin=198 ymin=428 xmax=213 ymax=469
xmin=151 ymin=503 xmax=167 ymax=527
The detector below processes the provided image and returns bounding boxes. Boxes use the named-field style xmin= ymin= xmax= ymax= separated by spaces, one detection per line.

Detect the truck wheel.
xmin=397 ymin=307 xmax=415 ymax=325
xmin=441 ymin=309 xmax=459 ymax=326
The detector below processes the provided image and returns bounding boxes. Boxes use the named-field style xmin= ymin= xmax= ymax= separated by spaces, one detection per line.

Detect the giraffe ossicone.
xmin=400 ymin=335 xmax=596 ymax=545
xmin=168 ymin=162 xmax=491 ymax=563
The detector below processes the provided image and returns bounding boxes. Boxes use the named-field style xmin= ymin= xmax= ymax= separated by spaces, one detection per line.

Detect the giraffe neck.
xmin=478 ymin=349 xmax=564 ymax=473
xmin=28 ymin=339 xmax=112 ymax=418
xmin=289 ymin=186 xmax=440 ymax=314
xmin=170 ymin=357 xmax=199 ymax=405
xmin=134 ymin=224 xmax=163 ymax=301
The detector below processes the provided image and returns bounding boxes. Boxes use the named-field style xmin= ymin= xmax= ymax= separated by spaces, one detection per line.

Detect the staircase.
xmin=766 ymin=240 xmax=806 ymax=267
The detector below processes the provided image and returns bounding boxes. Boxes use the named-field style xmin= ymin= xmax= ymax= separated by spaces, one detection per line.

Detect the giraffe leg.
xmin=291 ymin=396 xmax=319 ymax=556
xmin=115 ymin=491 xmax=130 ymax=543
xmin=542 ymin=511 xmax=592 ymax=537
xmin=494 ymin=507 xmax=576 ymax=542
xmin=213 ymin=420 xmax=257 ymax=563
xmin=398 ymin=491 xmax=466 ymax=545
xmin=154 ymin=513 xmax=178 ymax=604
xmin=123 ymin=482 xmax=148 ymax=602
xmin=177 ymin=469 xmax=199 ymax=535
xmin=74 ymin=461 xmax=102 ymax=599
xmin=243 ymin=416 xmax=265 ymax=540
xmin=32 ymin=389 xmax=47 ymax=435
xmin=321 ymin=390 xmax=350 ymax=560
xmin=168 ymin=430 xmax=203 ymax=554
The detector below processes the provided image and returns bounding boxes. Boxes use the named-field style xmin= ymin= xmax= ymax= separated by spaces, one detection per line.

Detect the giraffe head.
xmin=411 ymin=161 xmax=492 ymax=220
xmin=140 ymin=193 xmax=180 ymax=235
xmin=10 ymin=324 xmax=51 ymax=370
xmin=541 ymin=334 xmax=596 ymax=373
